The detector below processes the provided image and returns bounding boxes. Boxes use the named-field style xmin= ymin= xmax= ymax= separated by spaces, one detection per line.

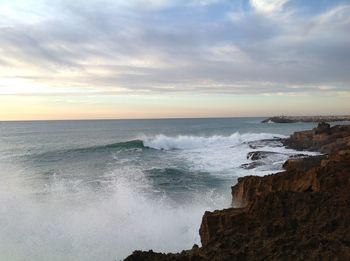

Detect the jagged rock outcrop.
xmin=241 ymin=149 xmax=308 ymax=170
xmin=124 ymin=124 xmax=350 ymax=261
xmin=283 ymin=122 xmax=350 ymax=153
xmin=232 ymin=155 xmax=326 ymax=207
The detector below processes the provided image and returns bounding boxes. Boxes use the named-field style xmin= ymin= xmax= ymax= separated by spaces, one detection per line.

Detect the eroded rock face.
xmin=198 ymin=189 xmax=350 ymax=260
xmin=283 ymin=122 xmax=350 ymax=153
xmin=232 ymin=155 xmax=325 ymax=207
xmin=124 ymin=125 xmax=350 ymax=261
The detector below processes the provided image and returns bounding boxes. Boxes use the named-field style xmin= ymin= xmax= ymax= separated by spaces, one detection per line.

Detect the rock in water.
xmin=124 ymin=124 xmax=350 ymax=261
xmin=246 ymin=151 xmax=281 ymax=160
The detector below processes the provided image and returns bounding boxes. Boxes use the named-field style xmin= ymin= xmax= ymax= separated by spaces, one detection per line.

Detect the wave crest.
xmin=142 ymin=132 xmax=286 ymax=150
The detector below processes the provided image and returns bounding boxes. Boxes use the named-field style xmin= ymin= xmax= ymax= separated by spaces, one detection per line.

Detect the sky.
xmin=0 ymin=0 xmax=349 ymax=120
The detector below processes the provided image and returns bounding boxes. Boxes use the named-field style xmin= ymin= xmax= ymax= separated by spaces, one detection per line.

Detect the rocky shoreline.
xmin=124 ymin=123 xmax=350 ymax=261
xmin=261 ymin=115 xmax=350 ymax=123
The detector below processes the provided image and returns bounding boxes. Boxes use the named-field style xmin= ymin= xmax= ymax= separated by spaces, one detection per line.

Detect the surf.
xmin=142 ymin=132 xmax=286 ymax=150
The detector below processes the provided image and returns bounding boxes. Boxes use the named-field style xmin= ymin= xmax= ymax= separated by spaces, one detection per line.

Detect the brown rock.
xmin=232 ymin=155 xmax=325 ymax=207
xmin=283 ymin=123 xmax=350 ymax=153
xmin=124 ymin=125 xmax=350 ymax=261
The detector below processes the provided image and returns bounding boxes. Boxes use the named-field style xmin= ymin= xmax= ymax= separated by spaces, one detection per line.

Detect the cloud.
xmin=0 ymin=0 xmax=349 ymax=98
xmin=188 ymin=0 xmax=223 ymax=6
xmin=250 ymin=0 xmax=289 ymax=13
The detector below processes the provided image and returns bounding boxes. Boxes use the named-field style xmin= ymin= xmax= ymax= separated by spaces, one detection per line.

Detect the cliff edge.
xmin=125 ymin=123 xmax=350 ymax=261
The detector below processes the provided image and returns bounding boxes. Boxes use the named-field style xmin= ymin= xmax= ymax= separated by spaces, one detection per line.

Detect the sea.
xmin=0 ymin=117 xmax=330 ymax=260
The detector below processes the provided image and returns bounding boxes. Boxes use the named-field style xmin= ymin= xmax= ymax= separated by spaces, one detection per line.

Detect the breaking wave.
xmin=30 ymin=133 xmax=286 ymax=161
xmin=0 ymin=164 xmax=229 ymax=261
xmin=143 ymin=132 xmax=286 ymax=150
xmin=65 ymin=139 xmax=145 ymax=153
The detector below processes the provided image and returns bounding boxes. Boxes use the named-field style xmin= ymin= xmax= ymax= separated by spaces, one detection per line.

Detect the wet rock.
xmin=240 ymin=161 xmax=264 ymax=169
xmin=124 ymin=124 xmax=350 ymax=261
xmin=247 ymin=138 xmax=283 ymax=149
xmin=246 ymin=151 xmax=281 ymax=160
xmin=289 ymin=153 xmax=309 ymax=159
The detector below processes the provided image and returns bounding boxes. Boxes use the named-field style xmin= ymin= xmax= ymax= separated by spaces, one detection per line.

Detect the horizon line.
xmin=1 ymin=114 xmax=350 ymax=122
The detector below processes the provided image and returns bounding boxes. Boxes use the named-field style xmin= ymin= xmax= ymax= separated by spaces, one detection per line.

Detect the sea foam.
xmin=0 ymin=132 xmax=317 ymax=261
xmin=143 ymin=132 xmax=286 ymax=150
xmin=0 ymin=162 xmax=229 ymax=261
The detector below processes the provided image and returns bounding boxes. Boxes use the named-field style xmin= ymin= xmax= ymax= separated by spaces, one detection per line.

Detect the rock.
xmin=242 ymin=151 xmax=307 ymax=170
xmin=124 ymin=125 xmax=350 ymax=261
xmin=314 ymin=122 xmax=331 ymax=134
xmin=246 ymin=138 xmax=283 ymax=149
xmin=124 ymin=250 xmax=181 ymax=261
xmin=199 ymin=208 xmax=244 ymax=246
xmin=246 ymin=151 xmax=281 ymax=160
xmin=262 ymin=115 xmax=350 ymax=123
xmin=289 ymin=153 xmax=309 ymax=159
xmin=283 ymin=123 xmax=350 ymax=152
xmin=232 ymin=155 xmax=325 ymax=208
xmin=240 ymin=161 xmax=264 ymax=169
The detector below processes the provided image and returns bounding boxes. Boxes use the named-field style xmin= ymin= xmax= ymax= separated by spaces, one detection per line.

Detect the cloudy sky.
xmin=0 ymin=0 xmax=349 ymax=120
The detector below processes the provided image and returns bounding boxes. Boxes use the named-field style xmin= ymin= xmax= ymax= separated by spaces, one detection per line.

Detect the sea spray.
xmin=142 ymin=132 xmax=285 ymax=150
xmin=0 ymin=164 xmax=229 ymax=261
xmin=0 ymin=119 xmax=322 ymax=260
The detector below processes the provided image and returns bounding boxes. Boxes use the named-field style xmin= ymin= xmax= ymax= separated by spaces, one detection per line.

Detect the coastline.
xmin=261 ymin=115 xmax=350 ymax=123
xmin=125 ymin=123 xmax=350 ymax=260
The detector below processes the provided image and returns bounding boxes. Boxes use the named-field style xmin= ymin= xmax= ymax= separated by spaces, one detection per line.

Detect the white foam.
xmin=0 ymin=163 xmax=229 ymax=261
xmin=143 ymin=133 xmax=288 ymax=174
xmin=143 ymin=132 xmax=285 ymax=151
xmin=0 ymin=132 xmax=317 ymax=260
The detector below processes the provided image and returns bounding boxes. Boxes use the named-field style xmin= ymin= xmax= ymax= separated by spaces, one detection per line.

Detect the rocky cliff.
xmin=124 ymin=123 xmax=350 ymax=261
xmin=282 ymin=122 xmax=350 ymax=153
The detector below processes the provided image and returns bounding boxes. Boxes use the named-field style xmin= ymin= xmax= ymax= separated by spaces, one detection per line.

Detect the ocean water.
xmin=0 ymin=118 xmax=324 ymax=260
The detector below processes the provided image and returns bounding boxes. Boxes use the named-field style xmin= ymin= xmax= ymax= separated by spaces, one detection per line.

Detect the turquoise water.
xmin=0 ymin=118 xmax=327 ymax=260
